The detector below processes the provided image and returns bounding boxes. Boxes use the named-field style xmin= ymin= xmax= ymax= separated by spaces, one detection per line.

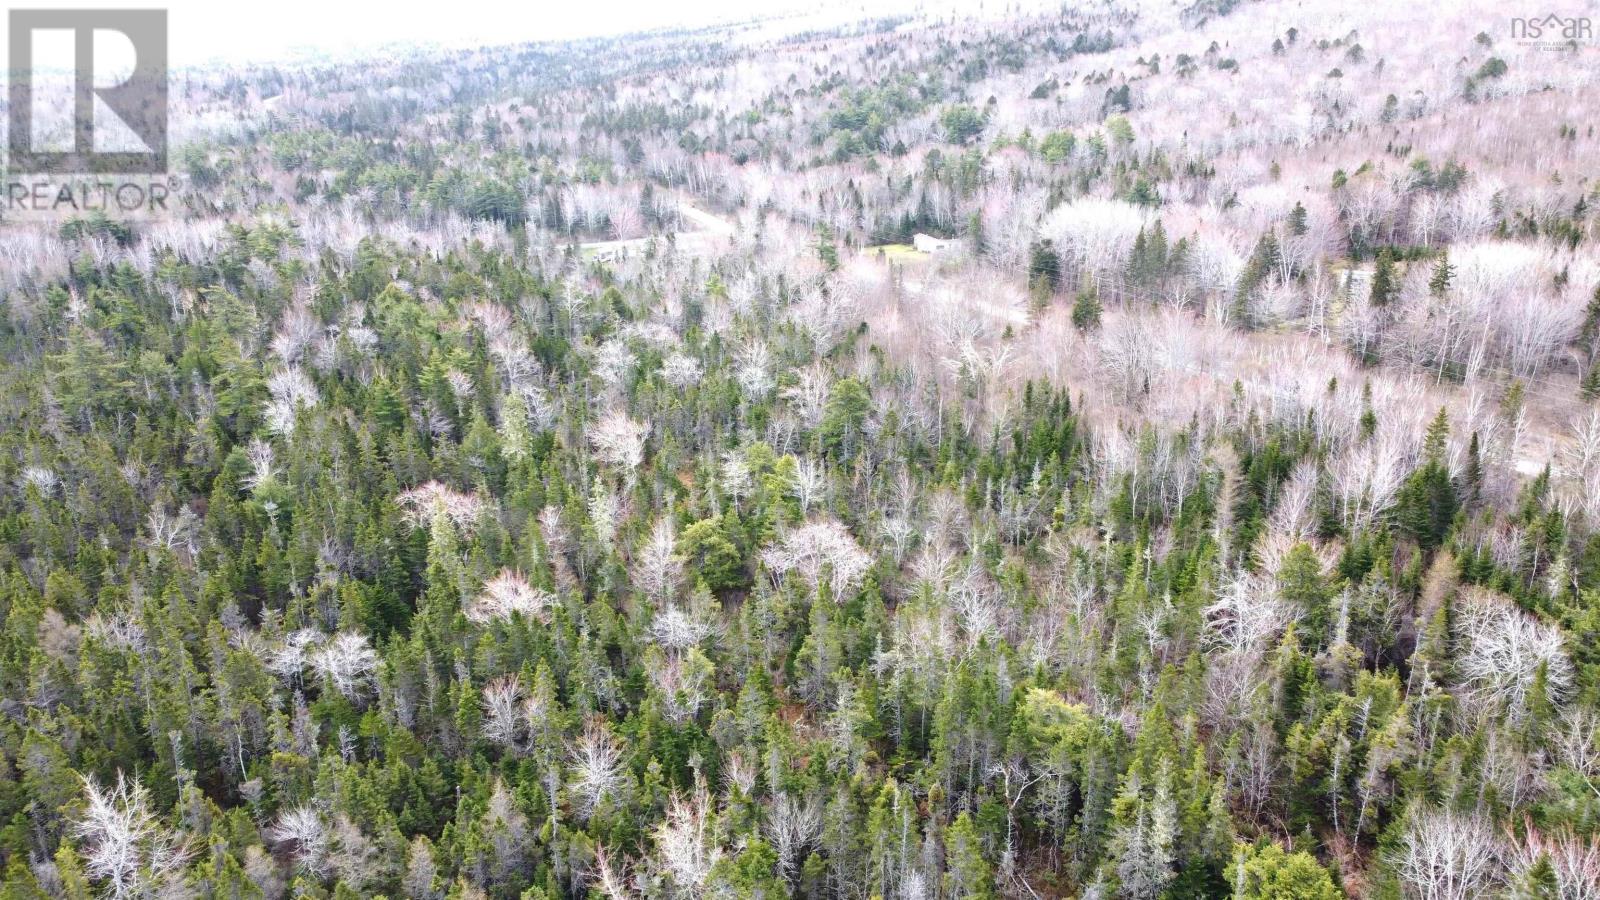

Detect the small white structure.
xmin=912 ymin=233 xmax=960 ymax=254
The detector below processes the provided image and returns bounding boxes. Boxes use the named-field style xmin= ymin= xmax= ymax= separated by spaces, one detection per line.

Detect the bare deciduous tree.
xmin=1203 ymin=572 xmax=1298 ymax=658
xmin=1510 ymin=825 xmax=1600 ymax=900
xmin=482 ymin=675 xmax=526 ymax=750
xmin=790 ymin=456 xmax=829 ymax=513
xmin=1455 ymin=588 xmax=1573 ymax=723
xmin=264 ymin=367 xmax=320 ymax=437
xmin=633 ymin=518 xmax=682 ymax=601
xmin=591 ymin=844 xmax=636 ymax=900
xmin=74 ymin=772 xmax=191 ymax=899
xmin=590 ymin=409 xmax=650 ymax=474
xmin=764 ymin=793 xmax=822 ymax=883
xmin=1391 ymin=807 xmax=1502 ymax=900
xmin=660 ymin=352 xmax=703 ymax=389
xmin=654 ymin=780 xmax=723 ymax=896
xmin=570 ymin=717 xmax=628 ymax=820
xmin=308 ymin=631 xmax=378 ymax=701
xmin=396 ymin=481 xmax=488 ymax=532
xmin=144 ymin=504 xmax=200 ymax=561
xmin=468 ymin=570 xmax=554 ymax=625
xmin=266 ymin=628 xmax=325 ymax=685
xmin=783 ymin=364 xmax=832 ymax=430
xmin=763 ymin=517 xmax=873 ymax=600
xmin=269 ymin=805 xmax=329 ymax=878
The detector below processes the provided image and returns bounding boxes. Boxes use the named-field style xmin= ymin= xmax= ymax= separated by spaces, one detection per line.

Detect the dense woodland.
xmin=3 ymin=0 xmax=1600 ymax=897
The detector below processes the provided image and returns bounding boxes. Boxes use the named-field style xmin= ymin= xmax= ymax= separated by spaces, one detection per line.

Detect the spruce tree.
xmin=1428 ymin=251 xmax=1453 ymax=297
xmin=1369 ymin=249 xmax=1397 ymax=306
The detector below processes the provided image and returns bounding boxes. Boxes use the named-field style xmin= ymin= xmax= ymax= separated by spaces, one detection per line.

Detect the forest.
xmin=2 ymin=0 xmax=1600 ymax=897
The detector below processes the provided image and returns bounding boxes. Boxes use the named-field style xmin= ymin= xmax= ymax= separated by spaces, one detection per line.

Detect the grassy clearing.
xmin=867 ymin=243 xmax=930 ymax=261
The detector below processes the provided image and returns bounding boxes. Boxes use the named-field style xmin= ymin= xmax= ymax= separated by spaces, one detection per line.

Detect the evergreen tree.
xmin=1028 ymin=239 xmax=1062 ymax=292
xmin=1225 ymin=843 xmax=1342 ymax=900
xmin=1428 ymin=251 xmax=1453 ymax=298
xmin=1369 ymin=249 xmax=1397 ymax=306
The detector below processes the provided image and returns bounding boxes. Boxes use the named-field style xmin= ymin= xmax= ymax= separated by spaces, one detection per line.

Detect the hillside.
xmin=2 ymin=1 xmax=1600 ymax=897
